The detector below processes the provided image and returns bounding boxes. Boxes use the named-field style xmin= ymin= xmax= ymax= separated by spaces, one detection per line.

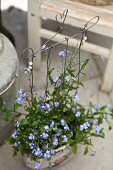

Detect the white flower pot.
xmin=25 ymin=145 xmax=73 ymax=169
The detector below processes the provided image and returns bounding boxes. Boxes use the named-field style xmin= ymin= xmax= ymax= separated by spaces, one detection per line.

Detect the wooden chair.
xmin=27 ymin=0 xmax=113 ymax=93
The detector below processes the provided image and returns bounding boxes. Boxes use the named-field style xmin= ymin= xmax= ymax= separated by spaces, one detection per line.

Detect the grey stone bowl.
xmin=0 ymin=33 xmax=19 ymax=145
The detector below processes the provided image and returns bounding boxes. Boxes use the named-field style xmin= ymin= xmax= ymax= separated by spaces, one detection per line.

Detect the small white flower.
xmin=72 ymin=77 xmax=76 ymax=81
xmin=42 ymin=44 xmax=46 ymax=50
xmin=83 ymin=36 xmax=87 ymax=41
xmin=29 ymin=66 xmax=32 ymax=70
xmin=29 ymin=62 xmax=33 ymax=66
xmin=65 ymin=76 xmax=69 ymax=82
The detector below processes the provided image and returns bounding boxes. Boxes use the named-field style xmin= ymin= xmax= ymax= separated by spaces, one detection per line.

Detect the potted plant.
xmin=1 ymin=10 xmax=113 ymax=170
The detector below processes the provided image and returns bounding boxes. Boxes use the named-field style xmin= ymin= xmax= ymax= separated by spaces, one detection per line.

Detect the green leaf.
xmin=98 ymin=113 xmax=104 ymax=124
xmin=74 ymin=81 xmax=84 ymax=87
xmin=99 ymin=105 xmax=106 ymax=111
xmin=107 ymin=120 xmax=113 ymax=130
xmin=20 ymin=119 xmax=28 ymax=125
xmin=11 ymin=113 xmax=22 ymax=122
xmin=4 ymin=111 xmax=11 ymax=121
xmin=48 ymin=68 xmax=54 ymax=75
xmin=14 ymin=103 xmax=22 ymax=111
xmin=48 ymin=75 xmax=53 ymax=82
xmin=90 ymin=133 xmax=104 ymax=138
xmin=81 ymin=59 xmax=89 ymax=70
xmin=71 ymin=143 xmax=77 ymax=154
xmin=84 ymin=146 xmax=88 ymax=155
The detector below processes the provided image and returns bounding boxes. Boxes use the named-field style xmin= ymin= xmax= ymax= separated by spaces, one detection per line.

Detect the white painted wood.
xmin=27 ymin=0 xmax=113 ymax=91
xmin=28 ymin=0 xmax=41 ymax=70
xmin=40 ymin=28 xmax=110 ymax=58
xmin=101 ymin=42 xmax=113 ymax=93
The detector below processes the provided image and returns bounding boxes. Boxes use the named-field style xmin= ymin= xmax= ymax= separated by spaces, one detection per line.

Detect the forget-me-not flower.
xmin=54 ymin=102 xmax=59 ymax=107
xmin=34 ymin=163 xmax=40 ymax=170
xmin=52 ymin=77 xmax=58 ymax=83
xmin=75 ymin=111 xmax=81 ymax=117
xmin=58 ymin=51 xmax=65 ymax=57
xmin=50 ymin=121 xmax=54 ymax=127
xmin=28 ymin=133 xmax=35 ymax=140
xmin=73 ymin=95 xmax=79 ymax=103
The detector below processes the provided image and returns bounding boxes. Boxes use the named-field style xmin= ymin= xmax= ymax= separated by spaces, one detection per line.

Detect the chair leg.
xmin=101 ymin=41 xmax=113 ymax=93
xmin=28 ymin=0 xmax=41 ymax=70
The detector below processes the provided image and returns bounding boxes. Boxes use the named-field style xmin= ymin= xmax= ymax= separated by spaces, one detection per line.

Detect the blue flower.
xmin=24 ymin=67 xmax=31 ymax=74
xmin=17 ymin=89 xmax=23 ymax=95
xmin=64 ymin=125 xmax=70 ymax=130
xmin=28 ymin=133 xmax=35 ymax=140
xmin=52 ymin=137 xmax=58 ymax=146
xmin=45 ymin=103 xmax=50 ymax=109
xmin=61 ymin=119 xmax=65 ymax=126
xmin=44 ymin=143 xmax=49 ymax=150
xmin=58 ymin=51 xmax=65 ymax=57
xmin=96 ymin=127 xmax=100 ymax=135
xmin=83 ymin=122 xmax=90 ymax=129
xmin=106 ymin=103 xmax=110 ymax=109
xmin=65 ymin=76 xmax=70 ymax=82
xmin=51 ymin=149 xmax=55 ymax=155
xmin=34 ymin=163 xmax=40 ymax=170
xmin=16 ymin=121 xmax=20 ymax=127
xmin=16 ymin=96 xmax=24 ymax=104
xmin=101 ymin=56 xmax=105 ymax=62
xmin=3 ymin=101 xmax=6 ymax=105
xmin=52 ymin=77 xmax=58 ymax=83
xmin=56 ymin=132 xmax=61 ymax=137
xmin=18 ymin=141 xmax=21 ymax=145
xmin=75 ymin=111 xmax=81 ymax=117
xmin=15 ymin=141 xmax=21 ymax=147
xmin=12 ymin=131 xmax=18 ymax=139
xmin=44 ymin=150 xmax=51 ymax=159
xmin=40 ymin=91 xmax=46 ymax=99
xmin=29 ymin=143 xmax=35 ymax=149
xmin=105 ymin=113 xmax=108 ymax=120
xmin=73 ymin=95 xmax=79 ymax=103
xmin=94 ymin=104 xmax=99 ymax=110
xmin=40 ymin=133 xmax=49 ymax=139
xmin=21 ymin=92 xmax=26 ymax=98
xmin=90 ymin=151 xmax=96 ymax=157
xmin=50 ymin=121 xmax=54 ymax=127
xmin=26 ymin=161 xmax=29 ymax=167
xmin=15 ymin=142 xmax=18 ymax=147
xmin=50 ymin=162 xmax=55 ymax=168
xmin=89 ymin=119 xmax=94 ymax=123
xmin=37 ymin=104 xmax=40 ymax=108
xmin=91 ymin=107 xmax=96 ymax=114
xmin=80 ymin=122 xmax=90 ymax=131
xmin=34 ymin=147 xmax=42 ymax=157
xmin=72 ymin=108 xmax=77 ymax=114
xmin=80 ymin=125 xmax=84 ymax=131
xmin=54 ymin=102 xmax=59 ymax=107
xmin=62 ymin=135 xmax=68 ymax=142
xmin=70 ymin=131 xmax=73 ymax=137
xmin=44 ymin=125 xmax=49 ymax=131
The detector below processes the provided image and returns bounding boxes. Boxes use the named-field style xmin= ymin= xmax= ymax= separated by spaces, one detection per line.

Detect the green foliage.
xmin=107 ymin=120 xmax=113 ymax=130
xmin=4 ymin=111 xmax=11 ymax=121
xmin=81 ymin=59 xmax=89 ymax=70
xmin=84 ymin=146 xmax=88 ymax=155
xmin=1 ymin=18 xmax=113 ymax=166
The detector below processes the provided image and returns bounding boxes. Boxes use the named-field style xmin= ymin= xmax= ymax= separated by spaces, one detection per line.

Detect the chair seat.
xmin=40 ymin=0 xmax=113 ymax=35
